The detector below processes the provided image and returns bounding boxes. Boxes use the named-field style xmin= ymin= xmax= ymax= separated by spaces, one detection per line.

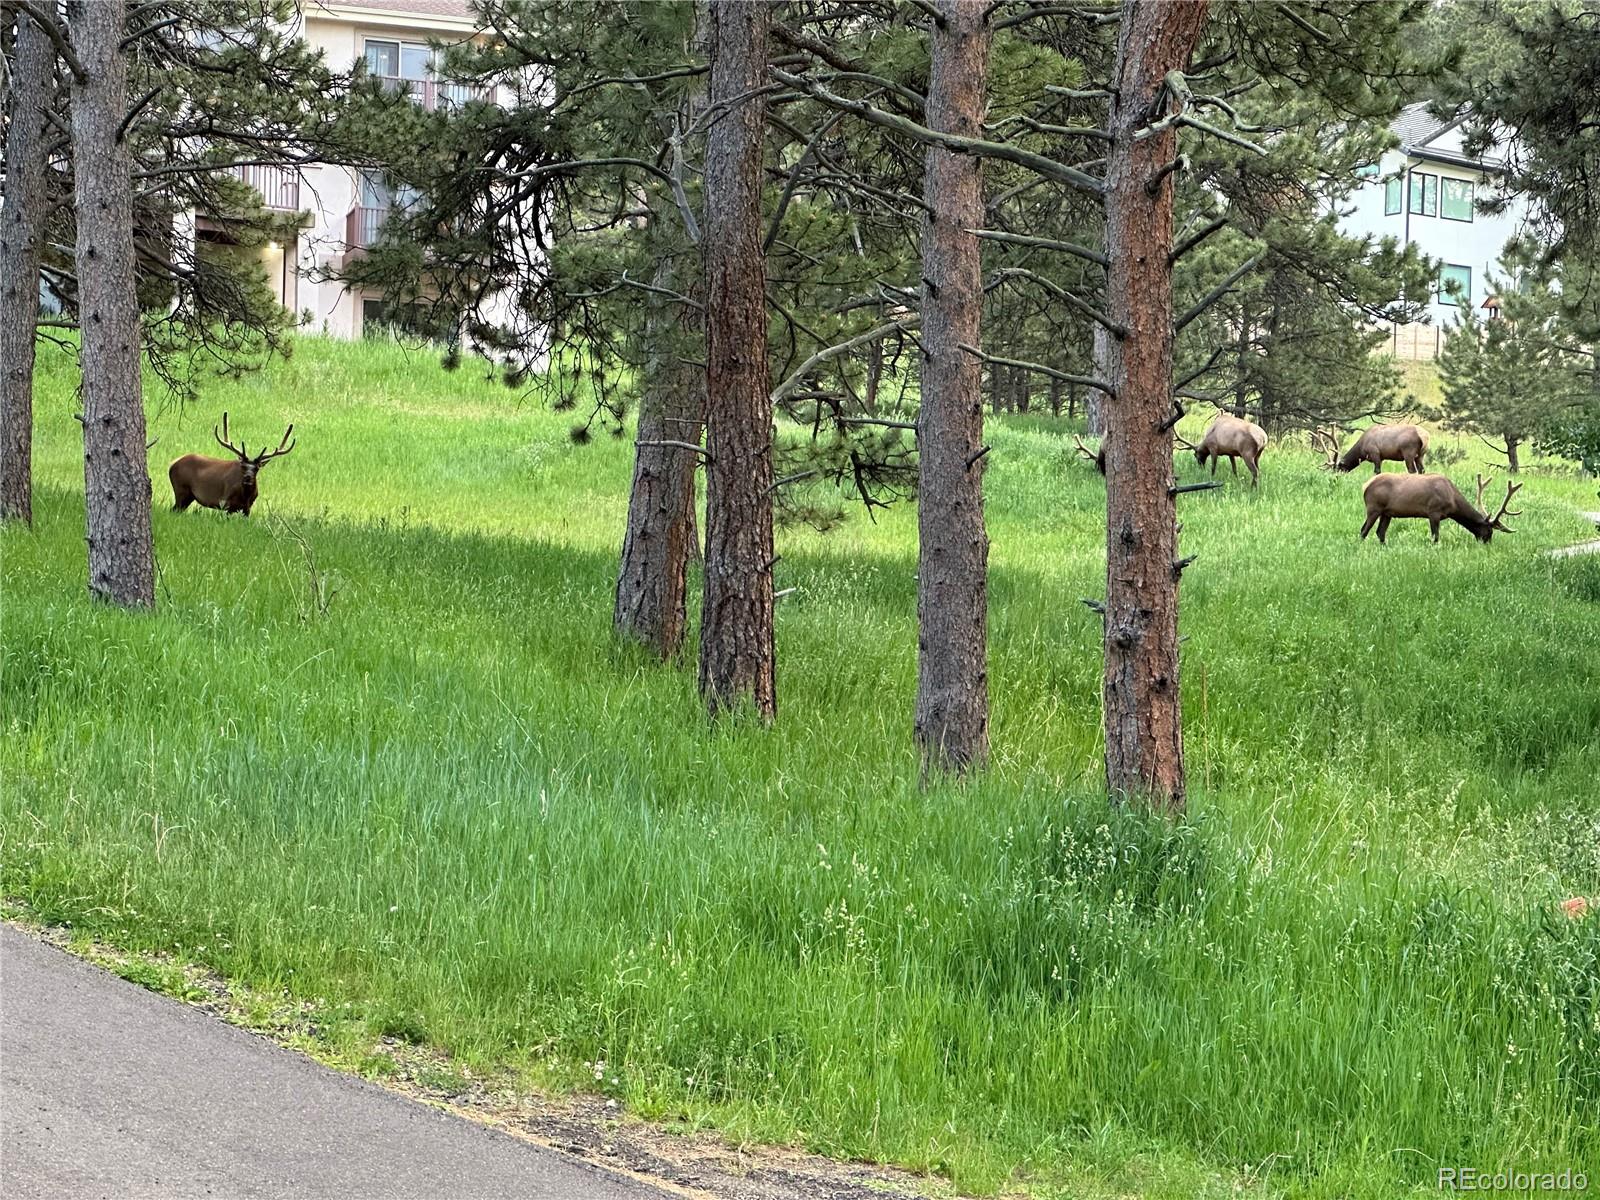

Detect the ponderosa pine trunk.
xmin=69 ymin=0 xmax=155 ymax=608
xmin=913 ymin=0 xmax=990 ymax=775
xmin=614 ymin=255 xmax=706 ymax=657
xmin=614 ymin=5 xmax=710 ymax=658
xmin=0 ymin=7 xmax=54 ymax=526
xmin=1101 ymin=0 xmax=1209 ymax=810
xmin=697 ymin=0 xmax=773 ymax=718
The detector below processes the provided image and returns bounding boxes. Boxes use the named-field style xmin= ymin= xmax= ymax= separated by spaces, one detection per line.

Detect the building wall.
xmin=289 ymin=3 xmax=484 ymax=339
xmin=1340 ymin=145 xmax=1529 ymax=359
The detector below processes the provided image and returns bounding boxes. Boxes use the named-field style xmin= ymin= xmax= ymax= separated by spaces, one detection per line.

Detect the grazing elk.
xmin=1359 ymin=472 xmax=1521 ymax=544
xmin=1073 ymin=434 xmax=1106 ymax=474
xmin=1193 ymin=414 xmax=1268 ymax=486
xmin=168 ymin=413 xmax=295 ymax=517
xmin=1324 ymin=424 xmax=1429 ymax=474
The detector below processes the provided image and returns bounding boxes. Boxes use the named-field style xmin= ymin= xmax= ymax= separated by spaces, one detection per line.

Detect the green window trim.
xmin=1384 ymin=176 xmax=1402 ymax=215
xmin=1356 ymin=162 xmax=1381 ymax=178
xmin=1438 ymin=264 xmax=1472 ymax=307
xmin=1441 ymin=177 xmax=1475 ymax=222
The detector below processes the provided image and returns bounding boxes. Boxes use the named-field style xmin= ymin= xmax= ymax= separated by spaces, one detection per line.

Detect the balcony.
xmin=231 ymin=163 xmax=301 ymax=211
xmin=376 ymin=77 xmax=490 ymax=111
xmin=344 ymin=205 xmax=389 ymax=258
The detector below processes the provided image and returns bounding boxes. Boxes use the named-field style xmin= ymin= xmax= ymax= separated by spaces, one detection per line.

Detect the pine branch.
xmin=771 ymin=314 xmax=921 ymax=405
xmin=12 ymin=0 xmax=87 ymax=83
xmin=990 ymin=266 xmax=1124 ymax=336
xmin=968 ymin=228 xmax=1107 ymax=267
xmin=1174 ymin=251 xmax=1266 ymax=333
xmin=771 ymin=68 xmax=1106 ymax=196
xmin=958 ymin=344 xmax=1115 ymax=395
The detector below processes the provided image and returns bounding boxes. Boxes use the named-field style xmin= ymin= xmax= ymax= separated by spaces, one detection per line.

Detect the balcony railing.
xmin=231 ymin=163 xmax=301 ymax=211
xmin=345 ymin=205 xmax=389 ymax=253
xmin=375 ymin=76 xmax=490 ymax=111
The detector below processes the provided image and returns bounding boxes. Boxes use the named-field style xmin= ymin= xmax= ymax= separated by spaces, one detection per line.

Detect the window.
xmin=363 ymin=39 xmax=479 ymax=109
xmin=1409 ymin=172 xmax=1438 ymax=217
xmin=363 ymin=297 xmax=455 ymax=343
xmin=357 ymin=170 xmax=421 ymax=213
xmin=364 ymin=39 xmax=399 ymax=78
xmin=1438 ymin=264 xmax=1472 ymax=306
xmin=1384 ymin=176 xmax=1402 ymax=215
xmin=1441 ymin=177 xmax=1474 ymax=222
xmin=1356 ymin=162 xmax=1380 ymax=178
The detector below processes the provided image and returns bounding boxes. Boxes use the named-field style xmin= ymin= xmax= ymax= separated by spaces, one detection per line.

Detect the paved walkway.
xmin=1547 ymin=512 xmax=1600 ymax=559
xmin=0 ymin=925 xmax=667 ymax=1199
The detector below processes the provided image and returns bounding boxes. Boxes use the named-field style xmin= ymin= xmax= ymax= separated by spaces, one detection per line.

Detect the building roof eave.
xmin=1403 ymin=145 xmax=1508 ymax=175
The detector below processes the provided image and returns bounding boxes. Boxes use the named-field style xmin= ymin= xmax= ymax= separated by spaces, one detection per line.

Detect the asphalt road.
xmin=0 ymin=925 xmax=668 ymax=1199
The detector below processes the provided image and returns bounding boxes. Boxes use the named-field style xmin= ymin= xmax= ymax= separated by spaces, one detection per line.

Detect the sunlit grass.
xmin=4 ymin=336 xmax=1599 ymax=1198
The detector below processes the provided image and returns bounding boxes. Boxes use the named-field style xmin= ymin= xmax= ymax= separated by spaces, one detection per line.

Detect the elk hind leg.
xmin=1377 ymin=515 xmax=1392 ymax=543
xmin=1429 ymin=518 xmax=1441 ymax=542
xmin=171 ymin=486 xmax=193 ymax=512
xmin=1360 ymin=511 xmax=1379 ymax=539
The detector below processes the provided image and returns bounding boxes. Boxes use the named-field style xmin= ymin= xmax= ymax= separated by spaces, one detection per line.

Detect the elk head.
xmin=215 ymin=411 xmax=296 ymax=490
xmin=1473 ymin=473 xmax=1522 ymax=541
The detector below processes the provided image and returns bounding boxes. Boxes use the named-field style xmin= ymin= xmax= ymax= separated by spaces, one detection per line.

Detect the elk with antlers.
xmin=168 ymin=413 xmax=296 ymax=517
xmin=1324 ymin=424 xmax=1429 ymax=474
xmin=1359 ymin=472 xmax=1522 ymax=544
xmin=1192 ymin=414 xmax=1268 ymax=486
xmin=1073 ymin=434 xmax=1107 ymax=474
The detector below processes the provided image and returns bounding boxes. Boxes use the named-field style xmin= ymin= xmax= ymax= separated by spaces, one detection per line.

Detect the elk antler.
xmin=1311 ymin=428 xmax=1341 ymax=470
xmin=1073 ymin=434 xmax=1100 ymax=464
xmin=1173 ymin=432 xmax=1199 ymax=452
xmin=1487 ymin=478 xmax=1523 ymax=531
xmin=255 ymin=423 xmax=296 ymax=463
xmin=214 ymin=411 xmax=248 ymax=460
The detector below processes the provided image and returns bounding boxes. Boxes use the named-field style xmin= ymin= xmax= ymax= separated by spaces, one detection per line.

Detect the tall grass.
xmin=4 ymin=337 xmax=1599 ymax=1198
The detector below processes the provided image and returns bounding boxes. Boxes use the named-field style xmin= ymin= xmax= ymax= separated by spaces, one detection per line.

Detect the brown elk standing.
xmin=1324 ymin=424 xmax=1429 ymax=474
xmin=1192 ymin=414 xmax=1268 ymax=486
xmin=168 ymin=413 xmax=295 ymax=517
xmin=1359 ymin=472 xmax=1521 ymax=544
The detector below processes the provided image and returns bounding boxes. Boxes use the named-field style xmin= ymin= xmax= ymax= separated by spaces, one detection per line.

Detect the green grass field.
xmin=4 ymin=337 xmax=1599 ymax=1198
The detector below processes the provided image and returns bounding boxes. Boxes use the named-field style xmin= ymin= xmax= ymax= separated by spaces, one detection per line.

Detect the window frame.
xmin=1409 ymin=171 xmax=1438 ymax=217
xmin=1440 ymin=176 xmax=1475 ymax=223
xmin=1384 ymin=176 xmax=1402 ymax=215
xmin=363 ymin=37 xmax=438 ymax=81
xmin=1437 ymin=263 xmax=1472 ymax=307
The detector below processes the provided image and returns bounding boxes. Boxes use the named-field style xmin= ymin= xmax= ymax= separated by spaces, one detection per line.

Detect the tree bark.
xmin=614 ymin=3 xmax=710 ymax=658
xmin=1100 ymin=0 xmax=1209 ymax=811
xmin=1049 ymin=376 xmax=1063 ymax=417
xmin=1505 ymin=435 xmax=1520 ymax=474
xmin=0 ymin=7 xmax=54 ymax=527
xmin=914 ymin=0 xmax=991 ymax=776
xmin=697 ymin=0 xmax=774 ymax=719
xmin=69 ymin=0 xmax=155 ymax=609
xmin=1087 ymin=323 xmax=1109 ymax=435
xmin=614 ymin=249 xmax=706 ymax=658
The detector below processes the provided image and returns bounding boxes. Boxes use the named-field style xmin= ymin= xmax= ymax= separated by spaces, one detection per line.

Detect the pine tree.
xmin=67 ymin=0 xmax=155 ymax=608
xmin=698 ymin=0 xmax=775 ymax=719
xmin=914 ymin=0 xmax=991 ymax=776
xmin=0 ymin=2 xmax=57 ymax=525
xmin=1438 ymin=253 xmax=1587 ymax=474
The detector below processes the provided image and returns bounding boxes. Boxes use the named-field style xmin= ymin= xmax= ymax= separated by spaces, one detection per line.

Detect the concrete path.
xmin=1546 ymin=512 xmax=1600 ymax=559
xmin=0 ymin=925 xmax=668 ymax=1200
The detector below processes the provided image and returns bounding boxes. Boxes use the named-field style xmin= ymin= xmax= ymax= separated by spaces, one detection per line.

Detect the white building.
xmin=1340 ymin=102 xmax=1530 ymax=360
xmin=201 ymin=0 xmax=493 ymax=339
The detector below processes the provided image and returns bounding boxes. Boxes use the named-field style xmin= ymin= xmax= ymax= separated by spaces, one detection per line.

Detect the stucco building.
xmin=1339 ymin=102 xmax=1530 ymax=360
